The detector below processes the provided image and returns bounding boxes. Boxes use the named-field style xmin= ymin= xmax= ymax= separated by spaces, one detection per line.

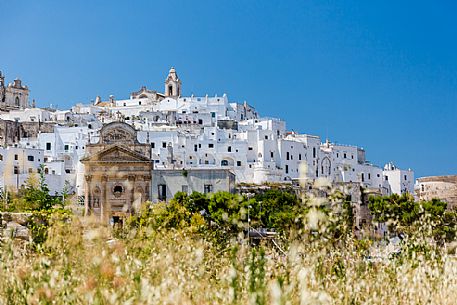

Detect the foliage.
xmin=1 ymin=215 xmax=457 ymax=304
xmin=28 ymin=209 xmax=74 ymax=247
xmin=23 ymin=165 xmax=60 ymax=211
xmin=369 ymin=193 xmax=457 ymax=242
xmin=2 ymin=186 xmax=457 ymax=304
xmin=0 ymin=165 xmax=69 ymax=213
xmin=250 ymin=189 xmax=301 ymax=232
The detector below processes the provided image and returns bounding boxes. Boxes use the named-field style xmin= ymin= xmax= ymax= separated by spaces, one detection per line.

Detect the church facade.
xmin=81 ymin=122 xmax=153 ymax=223
xmin=0 ymin=71 xmax=30 ymax=111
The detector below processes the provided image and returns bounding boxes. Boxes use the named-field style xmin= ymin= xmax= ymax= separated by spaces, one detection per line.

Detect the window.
xmin=368 ymin=173 xmax=371 ymax=180
xmin=351 ymin=155 xmax=354 ymax=159
xmin=28 ymin=168 xmax=33 ymax=174
xmin=45 ymin=168 xmax=49 ymax=174
xmin=344 ymin=153 xmax=347 ymax=159
xmin=27 ymin=156 xmax=34 ymax=161
xmin=208 ymin=143 xmax=214 ymax=148
xmin=182 ymin=185 xmax=189 ymax=194
xmin=228 ymin=146 xmax=232 ymax=152
xmin=221 ymin=160 xmax=228 ymax=166
xmin=404 ymin=175 xmax=407 ymax=181
xmin=361 ymin=173 xmax=365 ymax=182
xmin=15 ymin=96 xmax=20 ymax=106
xmin=198 ymin=119 xmax=203 ymax=124
xmin=46 ymin=143 xmax=52 ymax=150
xmin=162 ymin=142 xmax=167 ymax=148
xmin=286 ymin=152 xmax=290 ymax=160
xmin=211 ymin=112 xmax=216 ymax=118
xmin=0 ymin=154 xmax=2 ymax=161
xmin=113 ymin=185 xmax=123 ymax=198
xmin=203 ymin=184 xmax=213 ymax=194
xmin=421 ymin=184 xmax=424 ymax=192
xmin=285 ymin=165 xmax=289 ymax=174
xmin=14 ymin=154 xmax=18 ymax=160
xmin=271 ymin=151 xmax=274 ymax=158
xmin=313 ymin=147 xmax=316 ymax=158
xmin=14 ymin=166 xmax=19 ymax=174
xmin=52 ymin=170 xmax=55 ymax=175
xmin=337 ymin=153 xmax=339 ymax=158
xmin=194 ymin=144 xmax=197 ymax=152
xmin=385 ymin=176 xmax=388 ymax=181
xmin=139 ymin=101 xmax=142 ymax=105
xmin=265 ymin=135 xmax=268 ymax=140
xmin=237 ymin=161 xmax=242 ymax=166
xmin=298 ymin=154 xmax=301 ymax=160
xmin=65 ymin=169 xmax=71 ymax=174
xmin=158 ymin=184 xmax=167 ymax=201
xmin=248 ymin=147 xmax=253 ymax=151
xmin=64 ymin=145 xmax=69 ymax=151
xmin=151 ymin=142 xmax=155 ymax=148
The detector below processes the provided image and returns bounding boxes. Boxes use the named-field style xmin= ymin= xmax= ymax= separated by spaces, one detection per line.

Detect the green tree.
xmin=251 ymin=189 xmax=300 ymax=232
xmin=369 ymin=193 xmax=457 ymax=242
xmin=23 ymin=165 xmax=58 ymax=211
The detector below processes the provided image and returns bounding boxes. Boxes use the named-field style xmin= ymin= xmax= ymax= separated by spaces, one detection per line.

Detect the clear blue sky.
xmin=1 ymin=1 xmax=456 ymax=178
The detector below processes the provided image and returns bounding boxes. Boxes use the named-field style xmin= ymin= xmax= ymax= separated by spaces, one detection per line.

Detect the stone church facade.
xmin=81 ymin=122 xmax=153 ymax=223
xmin=0 ymin=71 xmax=30 ymax=111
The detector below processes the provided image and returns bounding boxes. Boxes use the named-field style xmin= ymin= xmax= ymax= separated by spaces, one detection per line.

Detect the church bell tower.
xmin=164 ymin=67 xmax=182 ymax=98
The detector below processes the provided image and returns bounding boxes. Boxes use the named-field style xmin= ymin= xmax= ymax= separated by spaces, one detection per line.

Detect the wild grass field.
xmin=1 ymin=199 xmax=457 ymax=305
xmin=1 ymin=173 xmax=457 ymax=304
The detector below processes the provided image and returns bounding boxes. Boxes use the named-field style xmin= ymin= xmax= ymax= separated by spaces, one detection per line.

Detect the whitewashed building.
xmin=0 ymin=68 xmax=414 ymax=198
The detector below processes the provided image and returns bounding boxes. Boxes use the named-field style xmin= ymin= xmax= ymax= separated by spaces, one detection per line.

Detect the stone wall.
xmin=0 ymin=212 xmax=32 ymax=241
xmin=0 ymin=119 xmax=55 ymax=147
xmin=416 ymin=175 xmax=457 ymax=209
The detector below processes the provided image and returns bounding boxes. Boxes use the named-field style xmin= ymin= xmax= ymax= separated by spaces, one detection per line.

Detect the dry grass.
xmin=1 ymin=213 xmax=457 ymax=305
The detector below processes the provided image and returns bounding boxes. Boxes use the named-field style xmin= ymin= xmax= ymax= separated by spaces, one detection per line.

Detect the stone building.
xmin=0 ymin=72 xmax=29 ymax=111
xmin=416 ymin=175 xmax=457 ymax=209
xmin=151 ymin=168 xmax=235 ymax=202
xmin=0 ymin=119 xmax=54 ymax=147
xmin=81 ymin=122 xmax=153 ymax=223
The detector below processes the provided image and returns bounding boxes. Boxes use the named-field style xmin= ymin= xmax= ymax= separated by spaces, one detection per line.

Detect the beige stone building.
xmin=81 ymin=122 xmax=153 ymax=223
xmin=0 ymin=72 xmax=29 ymax=111
xmin=416 ymin=175 xmax=457 ymax=209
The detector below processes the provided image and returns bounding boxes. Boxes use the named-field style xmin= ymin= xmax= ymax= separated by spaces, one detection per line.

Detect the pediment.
xmin=82 ymin=145 xmax=150 ymax=163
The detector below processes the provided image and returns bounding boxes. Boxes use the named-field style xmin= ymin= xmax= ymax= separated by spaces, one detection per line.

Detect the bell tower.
xmin=164 ymin=67 xmax=182 ymax=98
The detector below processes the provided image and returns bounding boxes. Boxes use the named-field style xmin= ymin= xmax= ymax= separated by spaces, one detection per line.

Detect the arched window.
xmin=15 ymin=96 xmax=20 ymax=106
xmin=221 ymin=160 xmax=228 ymax=166
xmin=168 ymin=85 xmax=173 ymax=96
xmin=0 ymin=154 xmax=3 ymax=161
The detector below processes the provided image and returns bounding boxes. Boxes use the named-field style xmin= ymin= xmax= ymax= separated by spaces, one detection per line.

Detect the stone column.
xmin=144 ymin=175 xmax=151 ymax=201
xmin=127 ymin=175 xmax=135 ymax=214
xmin=84 ymin=175 xmax=92 ymax=216
xmin=101 ymin=175 xmax=109 ymax=224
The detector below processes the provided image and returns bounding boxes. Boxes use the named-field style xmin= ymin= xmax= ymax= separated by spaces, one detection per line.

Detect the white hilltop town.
xmin=0 ymin=68 xmax=416 ymax=224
